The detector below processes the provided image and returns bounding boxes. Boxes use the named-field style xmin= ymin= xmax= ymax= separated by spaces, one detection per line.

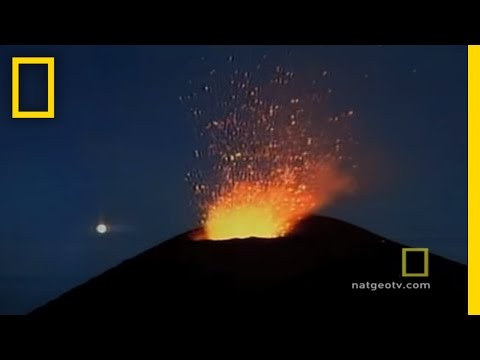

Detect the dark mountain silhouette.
xmin=30 ymin=216 xmax=467 ymax=317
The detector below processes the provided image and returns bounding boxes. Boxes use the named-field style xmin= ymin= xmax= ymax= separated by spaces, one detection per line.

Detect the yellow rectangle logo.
xmin=402 ymin=248 xmax=429 ymax=277
xmin=12 ymin=57 xmax=55 ymax=119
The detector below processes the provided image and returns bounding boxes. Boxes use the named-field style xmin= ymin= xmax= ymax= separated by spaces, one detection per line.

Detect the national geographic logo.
xmin=11 ymin=57 xmax=55 ymax=119
xmin=402 ymin=248 xmax=429 ymax=277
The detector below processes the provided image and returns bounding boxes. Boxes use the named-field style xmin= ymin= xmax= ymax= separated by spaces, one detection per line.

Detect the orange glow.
xmin=206 ymin=200 xmax=290 ymax=240
xmin=205 ymin=180 xmax=312 ymax=240
xmin=204 ymin=164 xmax=352 ymax=240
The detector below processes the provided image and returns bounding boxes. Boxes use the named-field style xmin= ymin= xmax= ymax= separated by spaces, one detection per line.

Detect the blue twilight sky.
xmin=0 ymin=45 xmax=467 ymax=314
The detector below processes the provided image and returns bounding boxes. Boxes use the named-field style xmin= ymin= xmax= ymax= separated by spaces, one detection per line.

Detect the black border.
xmin=1 ymin=10 xmax=479 ymax=44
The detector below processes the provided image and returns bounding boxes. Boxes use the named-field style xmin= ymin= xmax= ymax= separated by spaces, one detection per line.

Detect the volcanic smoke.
xmin=183 ymin=60 xmax=356 ymax=240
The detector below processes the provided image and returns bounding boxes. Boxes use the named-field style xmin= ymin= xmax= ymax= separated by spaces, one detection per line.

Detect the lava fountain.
xmin=183 ymin=59 xmax=356 ymax=240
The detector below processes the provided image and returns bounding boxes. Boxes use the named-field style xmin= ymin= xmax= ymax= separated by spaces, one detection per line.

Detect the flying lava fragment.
xmin=183 ymin=59 xmax=356 ymax=240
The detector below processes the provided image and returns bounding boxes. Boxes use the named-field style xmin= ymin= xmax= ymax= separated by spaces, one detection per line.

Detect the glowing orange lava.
xmin=204 ymin=164 xmax=352 ymax=240
xmin=205 ymin=174 xmax=314 ymax=240
xmin=206 ymin=197 xmax=290 ymax=240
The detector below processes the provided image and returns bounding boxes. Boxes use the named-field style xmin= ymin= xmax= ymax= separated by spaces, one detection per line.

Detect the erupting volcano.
xmin=183 ymin=61 xmax=356 ymax=240
xmin=29 ymin=52 xmax=467 ymax=319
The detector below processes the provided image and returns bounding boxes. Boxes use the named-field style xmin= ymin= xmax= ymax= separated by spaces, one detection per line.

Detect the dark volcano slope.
xmin=31 ymin=216 xmax=466 ymax=317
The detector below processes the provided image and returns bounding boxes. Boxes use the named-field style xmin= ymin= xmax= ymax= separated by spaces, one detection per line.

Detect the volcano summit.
xmin=31 ymin=216 xmax=466 ymax=317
